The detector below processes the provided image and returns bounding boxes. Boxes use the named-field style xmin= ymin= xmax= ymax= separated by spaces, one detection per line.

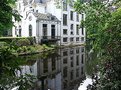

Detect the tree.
xmin=74 ymin=0 xmax=121 ymax=89
xmin=0 ymin=0 xmax=20 ymax=34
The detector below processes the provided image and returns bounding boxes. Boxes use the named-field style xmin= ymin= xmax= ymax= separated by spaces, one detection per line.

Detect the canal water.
xmin=15 ymin=46 xmax=92 ymax=90
xmin=15 ymin=46 xmax=91 ymax=90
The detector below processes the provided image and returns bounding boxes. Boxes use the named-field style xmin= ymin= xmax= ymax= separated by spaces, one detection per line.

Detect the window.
xmin=76 ymin=13 xmax=79 ymax=21
xmin=43 ymin=60 xmax=48 ymax=73
xmin=81 ymin=37 xmax=84 ymax=41
xmin=70 ymin=57 xmax=73 ymax=67
xmin=70 ymin=11 xmax=73 ymax=20
xmin=70 ymin=31 xmax=74 ymax=35
xmin=52 ymin=58 xmax=56 ymax=71
xmin=70 ymin=56 xmax=73 ymax=60
xmin=51 ymin=25 xmax=55 ymax=38
xmin=76 ymin=48 xmax=79 ymax=53
xmin=63 ymin=2 xmax=67 ymax=11
xmin=70 ymin=70 xmax=74 ymax=80
xmin=63 ymin=14 xmax=67 ymax=25
xmin=70 ymin=24 xmax=73 ymax=30
xmin=63 ymin=37 xmax=68 ymax=42
xmin=36 ymin=10 xmax=38 ymax=12
xmin=63 ymin=67 xmax=68 ymax=78
xmin=71 ymin=60 xmax=73 ymax=67
xmin=51 ymin=16 xmax=55 ymax=20
xmin=82 ymin=14 xmax=84 ymax=35
xmin=19 ymin=25 xmax=21 ymax=37
xmin=32 ymin=9 xmax=34 ymax=12
xmin=81 ymin=47 xmax=84 ymax=52
xmin=51 ymin=25 xmax=55 ymax=29
xmin=76 ymin=37 xmax=79 ymax=41
xmin=69 ymin=0 xmax=74 ymax=7
xmin=76 ymin=24 xmax=79 ymax=35
xmin=70 ymin=37 xmax=74 ymax=42
xmin=63 ymin=51 xmax=68 ymax=56
xmin=43 ymin=24 xmax=47 ymax=38
xmin=63 ymin=29 xmax=67 ymax=35
xmin=76 ymin=55 xmax=79 ymax=65
xmin=63 ymin=58 xmax=68 ymax=64
xmin=81 ymin=54 xmax=84 ymax=64
xmin=76 ymin=68 xmax=79 ymax=77
xmin=29 ymin=24 xmax=32 ymax=36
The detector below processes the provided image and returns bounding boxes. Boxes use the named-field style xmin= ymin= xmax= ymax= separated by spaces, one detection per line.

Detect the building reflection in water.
xmin=19 ymin=46 xmax=86 ymax=90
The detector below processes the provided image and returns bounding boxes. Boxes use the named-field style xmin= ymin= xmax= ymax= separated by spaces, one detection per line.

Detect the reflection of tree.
xmin=40 ymin=50 xmax=59 ymax=59
xmin=0 ymin=47 xmax=35 ymax=90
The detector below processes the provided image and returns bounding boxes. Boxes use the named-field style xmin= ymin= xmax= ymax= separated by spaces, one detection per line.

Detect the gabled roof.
xmin=33 ymin=12 xmax=60 ymax=22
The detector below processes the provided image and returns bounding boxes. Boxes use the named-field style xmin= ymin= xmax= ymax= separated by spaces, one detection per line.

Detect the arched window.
xmin=29 ymin=24 xmax=32 ymax=36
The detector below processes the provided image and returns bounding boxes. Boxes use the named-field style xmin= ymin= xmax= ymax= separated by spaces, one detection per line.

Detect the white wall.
xmin=12 ymin=0 xmax=85 ymax=45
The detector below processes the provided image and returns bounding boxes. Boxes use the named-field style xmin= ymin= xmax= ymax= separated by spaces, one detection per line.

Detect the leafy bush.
xmin=0 ymin=41 xmax=7 ymax=47
xmin=0 ymin=37 xmax=36 ymax=46
xmin=17 ymin=47 xmax=23 ymax=53
xmin=17 ymin=38 xmax=30 ymax=46
xmin=27 ymin=46 xmax=36 ymax=53
xmin=27 ymin=37 xmax=36 ymax=45
xmin=16 ymin=46 xmax=27 ymax=53
xmin=42 ymin=44 xmax=50 ymax=50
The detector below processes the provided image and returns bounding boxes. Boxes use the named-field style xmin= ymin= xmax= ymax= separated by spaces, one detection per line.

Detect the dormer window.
xmin=51 ymin=16 xmax=55 ymax=20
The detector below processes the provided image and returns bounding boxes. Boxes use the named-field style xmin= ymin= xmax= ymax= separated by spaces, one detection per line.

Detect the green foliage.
xmin=0 ymin=41 xmax=8 ymax=47
xmin=42 ymin=44 xmax=52 ymax=50
xmin=0 ymin=47 xmax=35 ymax=89
xmin=17 ymin=38 xmax=30 ymax=46
xmin=16 ymin=74 xmax=35 ymax=90
xmin=74 ymin=0 xmax=121 ymax=89
xmin=0 ymin=37 xmax=36 ymax=47
xmin=17 ymin=46 xmax=36 ymax=53
xmin=0 ymin=0 xmax=21 ymax=32
xmin=27 ymin=46 xmax=36 ymax=53
xmin=27 ymin=37 xmax=36 ymax=45
xmin=0 ymin=74 xmax=35 ymax=90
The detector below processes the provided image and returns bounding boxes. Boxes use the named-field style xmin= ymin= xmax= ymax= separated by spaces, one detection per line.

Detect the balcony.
xmin=41 ymin=36 xmax=60 ymax=43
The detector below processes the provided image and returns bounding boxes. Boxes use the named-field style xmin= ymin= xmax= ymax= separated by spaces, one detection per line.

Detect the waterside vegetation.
xmin=75 ymin=0 xmax=121 ymax=89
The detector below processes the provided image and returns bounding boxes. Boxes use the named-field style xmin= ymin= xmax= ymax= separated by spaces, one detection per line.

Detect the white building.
xmin=12 ymin=0 xmax=85 ymax=45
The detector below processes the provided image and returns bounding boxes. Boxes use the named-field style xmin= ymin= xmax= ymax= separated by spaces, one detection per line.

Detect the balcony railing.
xmin=41 ymin=36 xmax=61 ymax=40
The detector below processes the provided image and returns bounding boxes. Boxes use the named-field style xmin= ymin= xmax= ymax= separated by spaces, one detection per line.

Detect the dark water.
xmin=11 ymin=46 xmax=92 ymax=90
xmin=16 ymin=46 xmax=91 ymax=90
